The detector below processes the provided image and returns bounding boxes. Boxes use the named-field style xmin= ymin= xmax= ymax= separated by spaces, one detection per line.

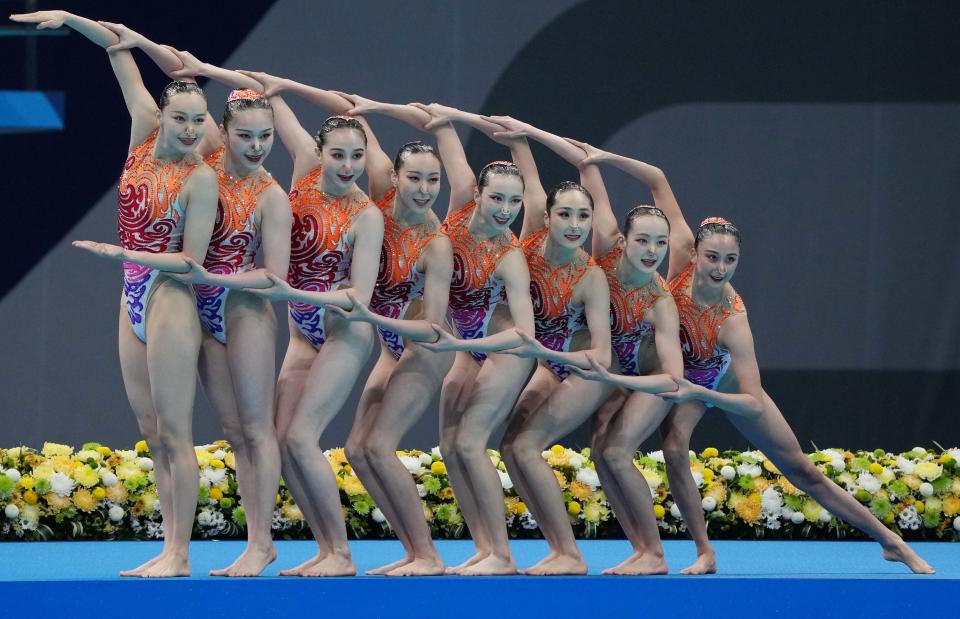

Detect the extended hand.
xmin=72 ymin=240 xmax=124 ymax=261
xmin=657 ymin=376 xmax=700 ymax=402
xmin=419 ymin=323 xmax=462 ymax=352
xmin=236 ymin=70 xmax=281 ymax=96
xmin=242 ymin=272 xmax=294 ymax=301
xmin=10 ymin=11 xmax=68 ymax=30
xmin=166 ymin=257 xmax=210 ymax=285
xmin=326 ymin=290 xmax=375 ymax=323
xmin=501 ymin=328 xmax=545 ymax=358
xmin=168 ymin=48 xmax=206 ymax=80
xmin=564 ymin=137 xmax=606 ymax=167
xmin=98 ymin=21 xmax=144 ymax=53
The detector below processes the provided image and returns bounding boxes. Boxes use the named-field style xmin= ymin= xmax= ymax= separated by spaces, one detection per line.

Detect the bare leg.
xmin=724 ymin=392 xmax=934 ymax=574
xmin=660 ymin=401 xmax=716 ymax=574
xmin=507 ymin=374 xmax=609 ymax=575
xmin=140 ymin=280 xmax=203 ymax=578
xmin=594 ymin=392 xmax=671 ymax=575
xmin=449 ymin=353 xmax=535 ymax=576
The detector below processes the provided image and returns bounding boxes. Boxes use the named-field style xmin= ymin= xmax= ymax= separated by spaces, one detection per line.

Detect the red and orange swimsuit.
xmin=669 ymin=262 xmax=745 ymax=390
xmin=117 ymin=129 xmax=201 ymax=343
xmin=287 ymin=165 xmax=372 ymax=348
xmin=597 ymin=246 xmax=670 ymax=376
xmin=442 ymin=200 xmax=520 ymax=365
xmin=369 ymin=188 xmax=441 ymax=359
xmin=523 ymin=227 xmax=595 ymax=379
xmin=193 ymin=148 xmax=276 ymax=344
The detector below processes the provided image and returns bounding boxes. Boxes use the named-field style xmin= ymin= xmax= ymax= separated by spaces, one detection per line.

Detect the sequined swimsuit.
xmin=669 ymin=262 xmax=745 ymax=390
xmin=369 ymin=188 xmax=440 ymax=359
xmin=523 ymin=227 xmax=595 ymax=379
xmin=597 ymin=246 xmax=670 ymax=376
xmin=287 ymin=166 xmax=371 ymax=349
xmin=442 ymin=200 xmax=520 ymax=365
xmin=117 ymin=129 xmax=201 ymax=343
xmin=192 ymin=148 xmax=276 ymax=344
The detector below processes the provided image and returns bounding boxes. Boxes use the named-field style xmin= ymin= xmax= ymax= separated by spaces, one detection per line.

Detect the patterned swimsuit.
xmin=287 ymin=166 xmax=372 ymax=348
xmin=597 ymin=246 xmax=670 ymax=376
xmin=369 ymin=188 xmax=440 ymax=359
xmin=523 ymin=228 xmax=595 ymax=379
xmin=442 ymin=200 xmax=520 ymax=365
xmin=117 ymin=129 xmax=201 ymax=343
xmin=669 ymin=262 xmax=746 ymax=390
xmin=193 ymin=148 xmax=277 ymax=344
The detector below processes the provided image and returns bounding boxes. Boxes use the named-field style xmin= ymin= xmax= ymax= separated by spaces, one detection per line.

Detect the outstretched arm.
xmin=482 ymin=116 xmax=547 ymax=240
xmin=11 ymin=11 xmax=157 ymax=149
xmin=563 ymin=139 xmax=620 ymax=258
xmin=335 ymin=96 xmax=394 ymax=202
xmin=410 ymin=103 xmax=476 ymax=217
xmin=591 ymin=150 xmax=694 ymax=279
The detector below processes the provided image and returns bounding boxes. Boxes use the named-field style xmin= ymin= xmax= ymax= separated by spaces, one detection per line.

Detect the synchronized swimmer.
xmin=10 ymin=8 xmax=935 ymax=578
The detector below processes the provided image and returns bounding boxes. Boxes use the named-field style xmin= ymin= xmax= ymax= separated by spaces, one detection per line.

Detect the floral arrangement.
xmin=1 ymin=441 xmax=958 ymax=542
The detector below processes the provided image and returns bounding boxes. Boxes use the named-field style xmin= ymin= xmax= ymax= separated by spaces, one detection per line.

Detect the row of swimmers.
xmin=10 ymin=10 xmax=934 ymax=577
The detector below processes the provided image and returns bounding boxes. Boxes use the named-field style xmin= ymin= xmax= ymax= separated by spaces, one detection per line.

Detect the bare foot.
xmin=119 ymin=551 xmax=166 ymax=577
xmin=210 ymin=544 xmax=277 ymax=577
xmin=279 ymin=553 xmax=327 ymax=576
xmin=459 ymin=554 xmax=517 ymax=576
xmin=519 ymin=553 xmax=586 ymax=576
xmin=679 ymin=551 xmax=717 ymax=575
xmin=386 ymin=557 xmax=445 ymax=576
xmin=605 ymin=552 xmax=668 ymax=576
xmin=602 ymin=551 xmax=644 ymax=575
xmin=300 ymin=553 xmax=356 ymax=577
xmin=366 ymin=556 xmax=413 ymax=575
xmin=139 ymin=554 xmax=190 ymax=578
xmin=446 ymin=551 xmax=489 ymax=574
xmin=883 ymin=542 xmax=935 ymax=574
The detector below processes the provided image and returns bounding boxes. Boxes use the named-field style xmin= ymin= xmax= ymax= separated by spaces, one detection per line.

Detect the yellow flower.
xmin=106 ymin=484 xmax=128 ymax=503
xmin=135 ymin=440 xmax=148 ymax=453
xmin=96 ymin=446 xmax=113 ymax=458
xmin=73 ymin=488 xmax=97 ymax=512
xmin=705 ymin=482 xmax=728 ymax=505
xmin=44 ymin=492 xmax=72 ymax=512
xmin=276 ymin=494 xmax=282 ymax=505
xmin=550 ymin=445 xmax=565 ymax=456
xmin=341 ymin=475 xmax=366 ymax=497
xmin=942 ymin=495 xmax=960 ymax=517
xmin=779 ymin=476 xmax=804 ymax=496
xmin=195 ymin=451 xmax=211 ymax=468
xmin=801 ymin=499 xmax=823 ymax=522
xmin=41 ymin=442 xmax=73 ymax=457
xmin=513 ymin=501 xmax=529 ymax=515
xmin=23 ymin=490 xmax=38 ymax=505
xmin=18 ymin=475 xmax=35 ymax=490
xmin=343 ymin=464 xmax=353 ymax=475
xmin=914 ymin=462 xmax=943 ymax=481
xmin=869 ymin=462 xmax=883 ymax=475
xmin=763 ymin=459 xmax=781 ymax=474
xmin=547 ymin=452 xmax=570 ymax=468
xmin=431 ymin=461 xmax=446 ymax=476
xmin=327 ymin=448 xmax=348 ymax=466
xmin=583 ymin=502 xmax=603 ymax=523
xmin=224 ymin=452 xmax=236 ymax=470
xmin=439 ymin=487 xmax=455 ymax=500
xmin=702 ymin=469 xmax=715 ymax=483
xmin=567 ymin=501 xmax=582 ymax=516
xmin=901 ymin=474 xmax=922 ymax=490
xmin=281 ymin=504 xmax=304 ymax=521
xmin=653 ymin=504 xmax=666 ymax=519
xmin=554 ymin=470 xmax=568 ymax=488
xmin=209 ymin=459 xmax=225 ymax=469
xmin=568 ymin=480 xmax=592 ymax=501
xmin=702 ymin=447 xmax=719 ymax=459
xmin=92 ymin=487 xmax=106 ymax=501
xmin=915 ymin=501 xmax=925 ymax=514
xmin=335 ymin=475 xmax=343 ymax=489
xmin=640 ymin=468 xmax=663 ymax=489
xmin=734 ymin=492 xmax=762 ymax=524
xmin=51 ymin=456 xmax=77 ymax=474
xmin=209 ymin=488 xmax=224 ymax=501
xmin=73 ymin=465 xmax=99 ymax=488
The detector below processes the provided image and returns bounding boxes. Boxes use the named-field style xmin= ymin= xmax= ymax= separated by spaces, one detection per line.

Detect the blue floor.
xmin=1 ymin=540 xmax=957 ymax=616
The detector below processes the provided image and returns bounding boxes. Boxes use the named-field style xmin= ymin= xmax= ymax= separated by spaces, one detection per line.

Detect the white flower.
xmin=4 ymin=469 xmax=21 ymax=483
xmin=818 ymin=509 xmax=832 ymax=524
xmin=398 ymin=455 xmax=422 ymax=474
xmin=879 ymin=468 xmax=895 ymax=483
xmin=765 ymin=517 xmax=781 ymax=530
xmin=736 ymin=463 xmax=762 ymax=478
xmin=431 ymin=446 xmax=441 ymax=458
xmin=919 ymin=482 xmax=934 ymax=497
xmin=568 ymin=454 xmax=584 ymax=469
xmin=371 ymin=508 xmax=386 ymax=523
xmin=790 ymin=511 xmax=805 ymax=525
xmin=418 ymin=453 xmax=433 ymax=467
xmin=702 ymin=497 xmax=717 ymax=512
xmin=690 ymin=471 xmax=704 ymax=487
xmin=415 ymin=484 xmax=427 ymax=498
xmin=761 ymin=487 xmax=783 ymax=518
xmin=898 ymin=506 xmax=921 ymax=531
xmin=198 ymin=477 xmax=211 ymax=489
xmin=575 ymin=467 xmax=600 ymax=490
xmin=720 ymin=465 xmax=736 ymax=481
xmin=108 ymin=505 xmax=124 ymax=522
xmin=782 ymin=507 xmax=795 ymax=520
xmin=50 ymin=472 xmax=75 ymax=497
xmin=498 ymin=469 xmax=513 ymax=491
xmin=948 ymin=448 xmax=960 ymax=463
xmin=20 ymin=504 xmax=40 ymax=525
xmin=954 ymin=516 xmax=960 ymax=532
xmin=4 ymin=504 xmax=19 ymax=519
xmin=137 ymin=457 xmax=154 ymax=471
xmin=896 ymin=456 xmax=915 ymax=474
xmin=197 ymin=509 xmax=214 ymax=527
xmin=741 ymin=450 xmax=766 ymax=462
xmin=202 ymin=468 xmax=227 ymax=485
xmin=100 ymin=471 xmax=118 ymax=487
xmin=211 ymin=449 xmax=226 ymax=460
xmin=856 ymin=472 xmax=881 ymax=494
xmin=669 ymin=503 xmax=683 ymax=520
xmin=116 ymin=450 xmax=137 ymax=461
xmin=647 ymin=450 xmax=665 ymax=463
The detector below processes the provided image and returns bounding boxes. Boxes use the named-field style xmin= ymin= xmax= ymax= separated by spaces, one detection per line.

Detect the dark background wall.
xmin=2 ymin=0 xmax=958 ymax=452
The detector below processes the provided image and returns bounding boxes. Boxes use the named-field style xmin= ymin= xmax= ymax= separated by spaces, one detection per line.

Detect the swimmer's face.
xmin=622 ymin=215 xmax=669 ymax=274
xmin=475 ymin=173 xmax=524 ymax=232
xmin=158 ymin=92 xmax=207 ymax=155
xmin=318 ymin=128 xmax=366 ymax=192
xmin=545 ymin=188 xmax=592 ymax=250
xmin=693 ymin=233 xmax=740 ymax=288
xmin=222 ymin=108 xmax=274 ymax=174
xmin=394 ymin=152 xmax=442 ymax=214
